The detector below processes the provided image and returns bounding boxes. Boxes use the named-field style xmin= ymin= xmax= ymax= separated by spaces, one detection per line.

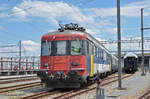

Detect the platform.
xmin=0 ymin=70 xmax=40 ymax=76
xmin=104 ymin=71 xmax=150 ymax=99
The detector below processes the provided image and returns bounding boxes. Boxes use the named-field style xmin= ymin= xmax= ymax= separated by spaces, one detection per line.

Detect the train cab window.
xmin=71 ymin=40 xmax=82 ymax=55
xmin=41 ymin=41 xmax=51 ymax=56
xmin=56 ymin=41 xmax=66 ymax=55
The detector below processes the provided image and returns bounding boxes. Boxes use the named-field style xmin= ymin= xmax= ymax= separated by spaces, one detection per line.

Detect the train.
xmin=124 ymin=52 xmax=138 ymax=73
xmin=37 ymin=23 xmax=118 ymax=88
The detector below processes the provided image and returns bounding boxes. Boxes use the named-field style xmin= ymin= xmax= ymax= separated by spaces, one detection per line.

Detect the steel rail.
xmin=21 ymin=74 xmax=132 ymax=99
xmin=0 ymin=77 xmax=39 ymax=84
xmin=0 ymin=75 xmax=37 ymax=80
xmin=0 ymin=81 xmax=42 ymax=93
xmin=139 ymin=88 xmax=150 ymax=99
xmin=53 ymin=74 xmax=132 ymax=99
xmin=21 ymin=90 xmax=60 ymax=99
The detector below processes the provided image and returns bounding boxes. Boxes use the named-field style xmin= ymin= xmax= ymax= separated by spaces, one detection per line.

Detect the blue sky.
xmin=0 ymin=0 xmax=150 ymax=56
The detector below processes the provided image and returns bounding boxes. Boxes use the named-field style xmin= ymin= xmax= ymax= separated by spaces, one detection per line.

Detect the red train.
xmin=37 ymin=23 xmax=118 ymax=88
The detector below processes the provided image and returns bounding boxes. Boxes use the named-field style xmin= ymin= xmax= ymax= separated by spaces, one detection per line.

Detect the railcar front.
xmin=38 ymin=31 xmax=88 ymax=88
xmin=124 ymin=53 xmax=138 ymax=73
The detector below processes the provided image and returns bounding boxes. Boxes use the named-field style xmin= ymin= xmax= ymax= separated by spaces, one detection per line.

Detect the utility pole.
xmin=141 ymin=8 xmax=145 ymax=76
xmin=19 ymin=40 xmax=21 ymax=70
xmin=117 ymin=0 xmax=122 ymax=88
xmin=140 ymin=8 xmax=150 ymax=75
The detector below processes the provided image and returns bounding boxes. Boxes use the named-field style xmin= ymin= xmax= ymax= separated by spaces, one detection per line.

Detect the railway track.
xmin=21 ymin=90 xmax=60 ymax=99
xmin=0 ymin=81 xmax=42 ymax=93
xmin=52 ymin=74 xmax=132 ymax=99
xmin=22 ymin=74 xmax=132 ymax=99
xmin=0 ymin=75 xmax=37 ymax=80
xmin=139 ymin=88 xmax=150 ymax=99
xmin=0 ymin=76 xmax=40 ymax=84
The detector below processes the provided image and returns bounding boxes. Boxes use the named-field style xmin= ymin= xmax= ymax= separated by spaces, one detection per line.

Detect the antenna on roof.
xmin=58 ymin=23 xmax=85 ymax=32
xmin=58 ymin=20 xmax=65 ymax=32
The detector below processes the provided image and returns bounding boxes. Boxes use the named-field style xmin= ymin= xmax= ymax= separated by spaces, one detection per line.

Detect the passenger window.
xmin=100 ymin=49 xmax=102 ymax=59
xmin=101 ymin=50 xmax=103 ymax=59
xmin=93 ymin=46 xmax=95 ymax=56
xmin=95 ymin=46 xmax=97 ymax=57
xmin=87 ymin=41 xmax=89 ymax=54
xmin=97 ymin=48 xmax=99 ymax=58
xmin=103 ymin=51 xmax=107 ymax=61
xmin=98 ymin=48 xmax=100 ymax=58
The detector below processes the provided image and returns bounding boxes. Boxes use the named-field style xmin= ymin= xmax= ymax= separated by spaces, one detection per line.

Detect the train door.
xmin=86 ymin=40 xmax=91 ymax=75
xmin=90 ymin=42 xmax=94 ymax=77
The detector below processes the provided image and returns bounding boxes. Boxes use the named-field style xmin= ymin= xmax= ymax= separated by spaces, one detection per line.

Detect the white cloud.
xmin=1 ymin=0 xmax=150 ymax=54
xmin=0 ymin=40 xmax=40 ymax=57
xmin=10 ymin=0 xmax=106 ymax=36
xmin=48 ymin=29 xmax=55 ymax=32
xmin=12 ymin=6 xmax=28 ymax=19
xmin=0 ymin=13 xmax=9 ymax=18
xmin=96 ymin=37 xmax=105 ymax=42
xmin=86 ymin=0 xmax=150 ymax=17
xmin=11 ymin=0 xmax=150 ymax=37
xmin=14 ymin=0 xmax=94 ymax=25
xmin=86 ymin=28 xmax=100 ymax=35
xmin=22 ymin=40 xmax=40 ymax=52
xmin=101 ymin=36 xmax=150 ymax=54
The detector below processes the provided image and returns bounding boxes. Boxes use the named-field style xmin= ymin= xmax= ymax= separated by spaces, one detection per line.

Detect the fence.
xmin=0 ymin=56 xmax=40 ymax=71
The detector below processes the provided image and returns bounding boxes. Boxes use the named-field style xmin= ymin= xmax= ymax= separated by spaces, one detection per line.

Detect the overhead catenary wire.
xmin=8 ymin=7 xmax=32 ymax=16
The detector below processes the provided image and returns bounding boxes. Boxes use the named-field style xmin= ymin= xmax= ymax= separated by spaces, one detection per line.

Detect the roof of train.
xmin=124 ymin=52 xmax=138 ymax=58
xmin=44 ymin=30 xmax=118 ymax=59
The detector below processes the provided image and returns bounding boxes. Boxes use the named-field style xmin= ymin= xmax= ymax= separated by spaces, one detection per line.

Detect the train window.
xmin=99 ymin=49 xmax=101 ymax=59
xmin=41 ymin=42 xmax=51 ymax=56
xmin=93 ymin=45 xmax=95 ymax=56
xmin=97 ymin=48 xmax=99 ymax=58
xmin=101 ymin=49 xmax=103 ymax=59
xmin=101 ymin=50 xmax=104 ymax=60
xmin=99 ymin=48 xmax=101 ymax=58
xmin=98 ymin=48 xmax=100 ymax=58
xmin=103 ymin=51 xmax=107 ymax=60
xmin=106 ymin=53 xmax=109 ymax=62
xmin=95 ymin=46 xmax=97 ymax=57
xmin=56 ymin=41 xmax=66 ymax=55
xmin=99 ymin=48 xmax=101 ymax=59
xmin=86 ymin=41 xmax=90 ymax=54
xmin=71 ymin=40 xmax=82 ymax=55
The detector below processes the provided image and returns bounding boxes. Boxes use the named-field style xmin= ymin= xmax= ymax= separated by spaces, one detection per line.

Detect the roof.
xmin=43 ymin=29 xmax=118 ymax=59
xmin=124 ymin=52 xmax=138 ymax=58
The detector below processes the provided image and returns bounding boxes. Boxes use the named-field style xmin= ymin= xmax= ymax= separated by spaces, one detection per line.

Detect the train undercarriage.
xmin=37 ymin=69 xmax=117 ymax=88
xmin=37 ymin=70 xmax=87 ymax=88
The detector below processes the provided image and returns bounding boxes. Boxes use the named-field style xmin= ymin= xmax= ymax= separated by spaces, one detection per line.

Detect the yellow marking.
xmin=90 ymin=42 xmax=94 ymax=77
xmin=109 ymin=56 xmax=111 ymax=72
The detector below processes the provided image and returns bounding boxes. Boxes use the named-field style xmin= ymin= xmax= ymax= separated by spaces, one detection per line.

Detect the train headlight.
xmin=71 ymin=62 xmax=79 ymax=66
xmin=43 ymin=63 xmax=49 ymax=67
